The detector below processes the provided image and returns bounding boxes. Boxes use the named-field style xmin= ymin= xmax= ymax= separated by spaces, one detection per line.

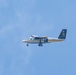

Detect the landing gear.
xmin=26 ymin=44 xmax=29 ymax=46
xmin=38 ymin=44 xmax=43 ymax=46
xmin=38 ymin=40 xmax=43 ymax=47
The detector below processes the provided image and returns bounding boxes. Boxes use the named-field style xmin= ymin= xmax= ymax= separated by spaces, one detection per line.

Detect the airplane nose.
xmin=22 ymin=40 xmax=27 ymax=43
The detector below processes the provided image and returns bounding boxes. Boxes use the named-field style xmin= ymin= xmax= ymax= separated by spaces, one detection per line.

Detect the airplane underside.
xmin=26 ymin=41 xmax=47 ymax=46
xmin=25 ymin=39 xmax=63 ymax=46
xmin=26 ymin=42 xmax=46 ymax=46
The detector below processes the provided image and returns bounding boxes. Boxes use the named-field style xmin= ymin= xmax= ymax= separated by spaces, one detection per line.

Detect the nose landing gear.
xmin=26 ymin=44 xmax=29 ymax=46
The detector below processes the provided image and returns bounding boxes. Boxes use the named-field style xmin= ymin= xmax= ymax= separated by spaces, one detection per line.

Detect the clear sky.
xmin=0 ymin=0 xmax=76 ymax=75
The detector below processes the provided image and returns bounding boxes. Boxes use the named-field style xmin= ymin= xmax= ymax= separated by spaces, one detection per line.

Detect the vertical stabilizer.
xmin=58 ymin=29 xmax=67 ymax=39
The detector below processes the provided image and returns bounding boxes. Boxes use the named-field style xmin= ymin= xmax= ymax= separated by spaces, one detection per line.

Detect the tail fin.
xmin=58 ymin=29 xmax=67 ymax=39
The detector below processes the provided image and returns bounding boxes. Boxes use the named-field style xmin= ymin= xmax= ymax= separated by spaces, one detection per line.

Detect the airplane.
xmin=22 ymin=29 xmax=67 ymax=46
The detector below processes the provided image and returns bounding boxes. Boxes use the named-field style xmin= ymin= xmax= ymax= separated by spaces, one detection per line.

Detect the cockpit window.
xmin=29 ymin=37 xmax=33 ymax=40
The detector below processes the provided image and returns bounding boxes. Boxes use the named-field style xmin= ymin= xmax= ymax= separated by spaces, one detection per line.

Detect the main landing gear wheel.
xmin=38 ymin=44 xmax=43 ymax=47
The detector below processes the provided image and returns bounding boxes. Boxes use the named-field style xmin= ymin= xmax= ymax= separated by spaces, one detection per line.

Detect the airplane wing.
xmin=30 ymin=35 xmax=48 ymax=40
xmin=42 ymin=36 xmax=48 ymax=39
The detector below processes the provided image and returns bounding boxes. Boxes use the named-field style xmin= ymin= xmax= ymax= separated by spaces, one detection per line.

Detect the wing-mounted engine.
xmin=42 ymin=36 xmax=48 ymax=43
xmin=44 ymin=38 xmax=48 ymax=42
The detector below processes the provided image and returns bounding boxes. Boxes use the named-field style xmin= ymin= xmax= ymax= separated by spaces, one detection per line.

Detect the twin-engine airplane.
xmin=22 ymin=29 xmax=67 ymax=46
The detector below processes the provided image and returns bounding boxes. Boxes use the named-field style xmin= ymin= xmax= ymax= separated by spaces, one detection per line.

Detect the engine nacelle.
xmin=44 ymin=39 xmax=48 ymax=42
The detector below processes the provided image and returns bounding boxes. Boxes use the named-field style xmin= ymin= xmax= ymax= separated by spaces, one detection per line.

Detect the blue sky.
xmin=0 ymin=0 xmax=76 ymax=75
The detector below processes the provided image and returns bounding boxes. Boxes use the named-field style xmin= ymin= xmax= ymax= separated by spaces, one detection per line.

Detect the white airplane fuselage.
xmin=22 ymin=38 xmax=64 ymax=44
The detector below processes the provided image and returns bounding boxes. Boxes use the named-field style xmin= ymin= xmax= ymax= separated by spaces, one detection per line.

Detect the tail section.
xmin=58 ymin=29 xmax=67 ymax=39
